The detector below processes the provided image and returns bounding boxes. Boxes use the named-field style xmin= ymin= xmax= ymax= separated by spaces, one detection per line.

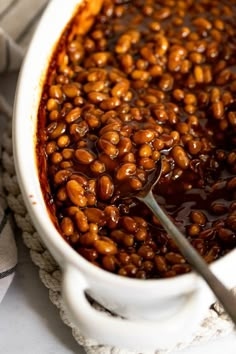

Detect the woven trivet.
xmin=1 ymin=118 xmax=235 ymax=354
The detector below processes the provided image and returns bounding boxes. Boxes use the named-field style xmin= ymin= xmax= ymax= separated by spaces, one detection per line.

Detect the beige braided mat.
xmin=0 ymin=117 xmax=235 ymax=354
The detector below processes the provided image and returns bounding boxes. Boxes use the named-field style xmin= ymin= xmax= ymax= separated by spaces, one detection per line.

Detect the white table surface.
xmin=0 ymin=72 xmax=236 ymax=354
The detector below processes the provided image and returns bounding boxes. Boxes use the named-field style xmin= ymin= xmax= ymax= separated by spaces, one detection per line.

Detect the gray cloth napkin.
xmin=0 ymin=99 xmax=17 ymax=303
xmin=0 ymin=0 xmax=48 ymax=304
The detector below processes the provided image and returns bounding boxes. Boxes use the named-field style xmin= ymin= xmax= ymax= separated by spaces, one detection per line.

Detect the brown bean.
xmin=51 ymin=152 xmax=63 ymax=164
xmin=172 ymin=264 xmax=191 ymax=275
xmin=140 ymin=46 xmax=157 ymax=65
xmin=227 ymin=152 xmax=236 ymax=165
xmin=46 ymin=98 xmax=59 ymax=111
xmin=199 ymin=229 xmax=216 ymax=240
xmin=61 ymin=148 xmax=73 ymax=160
xmin=65 ymin=107 xmax=81 ymax=123
xmin=82 ymin=206 xmax=104 ymax=225
xmin=229 ymin=202 xmax=236 ymax=212
xmin=118 ymin=252 xmax=130 ymax=265
xmin=110 ymin=229 xmax=125 ymax=243
xmin=84 ymin=114 xmax=101 ymax=129
xmin=154 ymin=35 xmax=169 ymax=56
xmin=138 ymin=245 xmax=155 ymax=260
xmin=111 ymin=81 xmax=130 ymax=97
xmin=129 ymin=254 xmax=142 ymax=267
xmin=90 ymin=160 xmax=105 ymax=174
xmin=98 ymin=138 xmax=119 ymax=158
xmin=75 ymin=149 xmax=96 ymax=164
xmin=165 ymin=252 xmax=185 ymax=265
xmin=210 ymin=202 xmax=228 ymax=215
xmin=70 ymin=174 xmax=88 ymax=187
xmin=90 ymin=51 xmax=110 ymax=67
xmin=88 ymin=92 xmax=109 ymax=104
xmin=204 ymin=245 xmax=220 ymax=263
xmin=228 ymin=112 xmax=236 ymax=126
xmin=86 ymin=179 xmax=97 ymax=194
xmin=226 ymin=215 xmax=236 ymax=232
xmin=132 ymin=130 xmax=155 ymax=144
xmin=74 ymin=96 xmax=85 ymax=107
xmin=115 ymin=34 xmax=131 ymax=54
xmin=171 ymin=145 xmax=190 ymax=169
xmin=193 ymin=65 xmax=204 ymax=83
xmin=163 ymin=270 xmax=176 ymax=278
xmin=117 ymin=137 xmax=132 ymax=156
xmin=122 ymin=234 xmax=134 ymax=247
xmin=142 ymin=260 xmax=154 ymax=273
xmin=49 ymin=85 xmax=63 ymax=99
xmin=122 ymin=264 xmax=138 ymax=277
xmin=100 ymin=97 xmax=121 ymax=110
xmin=122 ymin=152 xmax=135 ymax=163
xmin=216 ymin=69 xmax=231 ymax=85
xmin=131 ymin=70 xmax=150 ymax=81
xmin=94 ymin=240 xmax=118 ymax=255
xmin=46 ymin=141 xmax=57 ymax=155
xmin=203 ymin=66 xmax=213 ymax=84
xmin=118 ymin=268 xmax=128 ymax=276
xmin=101 ymin=131 xmax=120 ymax=145
xmin=63 ymin=83 xmax=80 ymax=98
xmin=218 ymin=228 xmax=235 ymax=243
xmin=116 ymin=163 xmax=136 ymax=180
xmin=66 ymin=180 xmax=87 ymax=207
xmin=187 ymin=224 xmax=201 ymax=237
xmin=134 ymin=227 xmax=147 ymax=241
xmin=79 ymin=231 xmax=99 ymax=246
xmin=84 ymin=81 xmax=105 ymax=93
xmin=192 ymin=17 xmax=212 ymax=30
xmin=66 ymin=206 xmax=80 ymax=217
xmin=99 ymin=152 xmax=118 ymax=171
xmin=102 ymin=255 xmax=116 ymax=272
xmin=48 ymin=122 xmax=66 ymax=139
xmin=139 ymin=157 xmax=155 ymax=170
xmin=87 ymin=68 xmax=107 ymax=82
xmin=74 ymin=209 xmax=89 ymax=233
xmin=57 ymin=135 xmax=70 ymax=148
xmin=97 ymin=175 xmax=114 ymax=200
xmin=153 ymin=139 xmax=165 ymax=151
xmin=104 ymin=206 xmax=120 ymax=229
xmin=79 ymin=248 xmax=98 ymax=262
xmin=139 ymin=144 xmax=152 ymax=157
xmin=86 ymin=193 xmax=96 ymax=206
xmin=122 ymin=216 xmax=137 ymax=233
xmin=57 ymin=186 xmax=68 ymax=201
xmin=69 ymin=121 xmax=89 ymax=140
xmin=227 ymin=177 xmax=236 ymax=190
xmin=159 ymin=74 xmax=174 ymax=91
xmin=154 ymin=255 xmax=168 ymax=273
xmin=187 ymin=140 xmax=202 ymax=155
xmin=212 ymin=101 xmax=224 ymax=119
xmin=190 ymin=211 xmax=206 ymax=225
xmin=60 ymin=217 xmax=74 ymax=237
xmin=54 ymin=170 xmax=72 ymax=185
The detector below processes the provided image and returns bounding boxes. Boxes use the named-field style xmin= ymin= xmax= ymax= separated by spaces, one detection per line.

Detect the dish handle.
xmin=62 ymin=266 xmax=209 ymax=351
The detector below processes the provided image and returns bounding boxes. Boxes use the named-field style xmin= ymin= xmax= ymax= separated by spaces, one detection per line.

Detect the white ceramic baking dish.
xmin=13 ymin=0 xmax=236 ymax=351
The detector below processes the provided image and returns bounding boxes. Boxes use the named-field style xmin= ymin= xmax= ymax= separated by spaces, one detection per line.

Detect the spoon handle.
xmin=142 ymin=191 xmax=236 ymax=326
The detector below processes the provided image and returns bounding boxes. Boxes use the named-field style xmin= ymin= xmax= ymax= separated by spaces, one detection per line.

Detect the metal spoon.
xmin=122 ymin=159 xmax=236 ymax=325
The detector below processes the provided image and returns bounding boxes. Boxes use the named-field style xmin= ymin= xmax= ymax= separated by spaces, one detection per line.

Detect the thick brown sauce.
xmin=37 ymin=0 xmax=236 ymax=278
